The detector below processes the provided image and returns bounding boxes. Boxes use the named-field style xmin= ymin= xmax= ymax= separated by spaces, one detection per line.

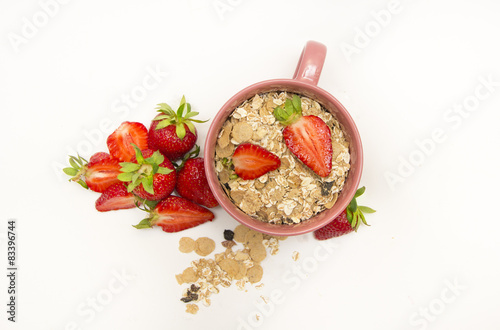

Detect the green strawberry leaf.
xmin=346 ymin=208 xmax=353 ymax=224
xmin=176 ymin=122 xmax=186 ymax=140
xmin=127 ymin=179 xmax=141 ymax=193
xmin=284 ymin=99 xmax=294 ymax=115
xmin=118 ymin=172 xmax=134 ymax=182
xmin=133 ymin=218 xmax=152 ymax=229
xmin=131 ymin=171 xmax=141 ymax=184
xmin=359 ymin=212 xmax=370 ymax=226
xmin=153 ymin=114 xmax=170 ymax=121
xmin=77 ymin=180 xmax=88 ymax=189
xmin=354 ymin=186 xmax=366 ymax=198
xmin=141 ymin=176 xmax=155 ymax=195
xmin=69 ymin=157 xmax=79 ymax=169
xmin=189 ymin=118 xmax=209 ymax=123
xmin=131 ymin=144 xmax=145 ymax=163
xmin=185 ymin=121 xmax=196 ymax=135
xmin=292 ymin=94 xmax=302 ymax=112
xmin=185 ymin=111 xmax=199 ymax=119
xmin=354 ymin=212 xmax=362 ymax=231
xmin=348 ymin=198 xmax=358 ymax=213
xmin=156 ymin=102 xmax=174 ymax=113
xmin=120 ymin=162 xmax=141 ymax=173
xmin=157 ymin=166 xmax=173 ymax=175
xmin=63 ymin=167 xmax=78 ymax=176
xmin=144 ymin=200 xmax=159 ymax=209
xmin=358 ymin=206 xmax=376 ymax=214
xmin=155 ymin=119 xmax=173 ymax=130
xmin=145 ymin=151 xmax=164 ymax=166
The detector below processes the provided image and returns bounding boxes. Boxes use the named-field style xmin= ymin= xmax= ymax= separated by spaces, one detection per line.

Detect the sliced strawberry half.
xmin=274 ymin=95 xmax=333 ymax=177
xmin=107 ymin=122 xmax=149 ymax=162
xmin=95 ymin=183 xmax=138 ymax=212
xmin=88 ymin=152 xmax=113 ymax=166
xmin=232 ymin=143 xmax=281 ymax=180
xmin=64 ymin=154 xmax=122 ymax=192
xmin=133 ymin=196 xmax=214 ymax=233
xmin=85 ymin=158 xmax=122 ymax=192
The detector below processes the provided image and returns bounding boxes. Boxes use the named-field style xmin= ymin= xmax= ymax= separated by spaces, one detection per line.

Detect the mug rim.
xmin=204 ymin=78 xmax=363 ymax=236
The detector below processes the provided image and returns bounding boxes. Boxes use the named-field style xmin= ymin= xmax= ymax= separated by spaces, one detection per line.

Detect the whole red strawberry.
xmin=274 ymin=94 xmax=332 ymax=177
xmin=64 ymin=153 xmax=121 ymax=192
xmin=134 ymin=196 xmax=214 ymax=233
xmin=176 ymin=148 xmax=218 ymax=208
xmin=107 ymin=121 xmax=149 ymax=162
xmin=314 ymin=187 xmax=375 ymax=240
xmin=117 ymin=145 xmax=176 ymax=201
xmin=148 ymin=96 xmax=207 ymax=161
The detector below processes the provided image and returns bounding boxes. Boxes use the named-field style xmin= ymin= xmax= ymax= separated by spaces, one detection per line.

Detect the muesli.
xmin=214 ymin=92 xmax=350 ymax=224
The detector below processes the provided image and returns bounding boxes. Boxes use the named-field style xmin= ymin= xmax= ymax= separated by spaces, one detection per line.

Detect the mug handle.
xmin=292 ymin=41 xmax=327 ymax=86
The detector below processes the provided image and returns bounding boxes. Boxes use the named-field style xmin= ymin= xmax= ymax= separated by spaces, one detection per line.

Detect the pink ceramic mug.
xmin=204 ymin=40 xmax=363 ymax=236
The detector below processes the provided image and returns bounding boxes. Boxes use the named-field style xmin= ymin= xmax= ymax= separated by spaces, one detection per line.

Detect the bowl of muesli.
xmin=204 ymin=41 xmax=363 ymax=236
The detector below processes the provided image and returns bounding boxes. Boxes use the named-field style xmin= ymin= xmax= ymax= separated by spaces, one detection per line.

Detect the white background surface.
xmin=1 ymin=0 xmax=500 ymax=329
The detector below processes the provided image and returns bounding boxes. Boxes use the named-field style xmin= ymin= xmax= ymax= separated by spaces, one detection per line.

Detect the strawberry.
xmin=117 ymin=145 xmax=176 ymax=201
xmin=88 ymin=152 xmax=113 ymax=166
xmin=147 ymin=96 xmax=207 ymax=161
xmin=107 ymin=122 xmax=149 ymax=162
xmin=175 ymin=147 xmax=219 ymax=208
xmin=313 ymin=187 xmax=375 ymax=240
xmin=95 ymin=183 xmax=138 ymax=212
xmin=232 ymin=143 xmax=281 ymax=180
xmin=274 ymin=94 xmax=333 ymax=177
xmin=134 ymin=196 xmax=214 ymax=233
xmin=64 ymin=154 xmax=121 ymax=192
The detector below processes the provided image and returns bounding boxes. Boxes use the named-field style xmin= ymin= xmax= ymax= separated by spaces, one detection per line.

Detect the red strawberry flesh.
xmin=95 ymin=183 xmax=137 ymax=212
xmin=232 ymin=143 xmax=281 ymax=180
xmin=88 ymin=152 xmax=113 ymax=167
xmin=152 ymin=196 xmax=214 ymax=232
xmin=107 ymin=122 xmax=149 ymax=162
xmin=283 ymin=115 xmax=332 ymax=177
xmin=86 ymin=158 xmax=121 ymax=192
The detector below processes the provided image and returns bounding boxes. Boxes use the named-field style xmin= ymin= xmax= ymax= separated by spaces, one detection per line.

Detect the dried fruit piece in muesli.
xmin=224 ymin=229 xmax=235 ymax=241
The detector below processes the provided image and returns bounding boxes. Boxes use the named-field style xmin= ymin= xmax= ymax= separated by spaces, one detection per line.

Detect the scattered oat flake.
xmin=231 ymin=122 xmax=253 ymax=143
xmin=177 ymin=227 xmax=284 ymax=314
xmin=249 ymin=243 xmax=267 ymax=262
xmin=186 ymin=304 xmax=199 ymax=314
xmin=233 ymin=225 xmax=251 ymax=243
xmin=179 ymin=237 xmax=196 ymax=253
xmin=195 ymin=237 xmax=216 ymax=257
xmin=247 ymin=265 xmax=263 ymax=283
xmin=292 ymin=251 xmax=300 ymax=261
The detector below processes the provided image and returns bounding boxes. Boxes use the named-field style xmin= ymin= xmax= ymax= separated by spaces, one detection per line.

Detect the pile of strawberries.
xmin=64 ymin=97 xmax=217 ymax=233
xmin=64 ymin=95 xmax=375 ymax=239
